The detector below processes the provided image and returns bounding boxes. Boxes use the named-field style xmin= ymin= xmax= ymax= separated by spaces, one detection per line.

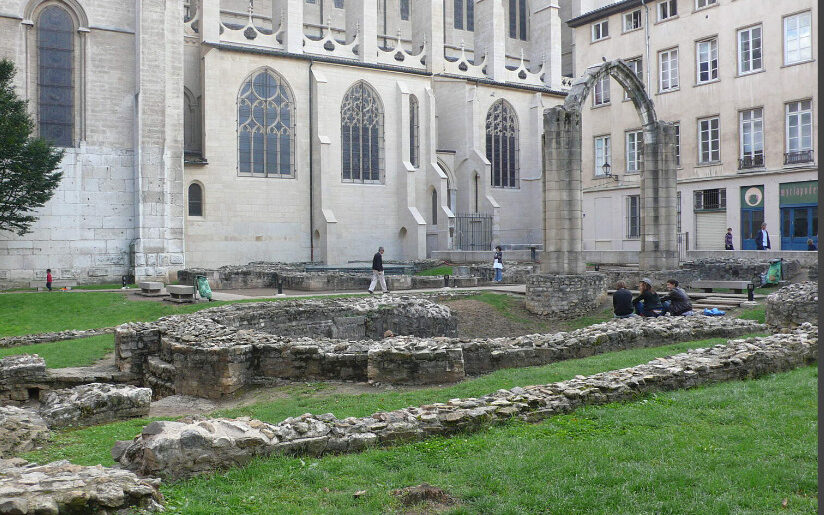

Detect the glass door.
xmin=780 ymin=205 xmax=818 ymax=250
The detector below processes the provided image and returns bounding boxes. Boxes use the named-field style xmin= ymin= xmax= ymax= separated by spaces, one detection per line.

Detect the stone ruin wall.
xmin=113 ymin=326 xmax=817 ymax=480
xmin=113 ymin=294 xmax=766 ymax=400
xmin=765 ymin=281 xmax=818 ymax=331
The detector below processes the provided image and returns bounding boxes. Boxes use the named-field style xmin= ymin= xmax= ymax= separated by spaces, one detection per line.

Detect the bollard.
xmin=444 ymin=275 xmax=450 ymax=288
xmin=747 ymin=283 xmax=754 ymax=302
xmin=530 ymin=246 xmax=537 ymax=262
xmin=277 ymin=281 xmax=284 ymax=295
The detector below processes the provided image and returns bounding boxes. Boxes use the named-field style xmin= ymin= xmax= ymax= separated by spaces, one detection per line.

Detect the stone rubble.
xmin=765 ymin=281 xmax=818 ymax=330
xmin=115 ymin=305 xmax=765 ymax=399
xmin=0 ymin=355 xmax=48 ymax=405
xmin=0 ymin=458 xmax=163 ymax=514
xmin=114 ymin=326 xmax=815 ymax=480
xmin=0 ymin=406 xmax=50 ymax=459
xmin=0 ymin=328 xmax=113 ymax=349
xmin=38 ymin=383 xmax=152 ymax=429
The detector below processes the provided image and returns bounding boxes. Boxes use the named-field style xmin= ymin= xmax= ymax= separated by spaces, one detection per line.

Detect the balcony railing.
xmin=784 ymin=150 xmax=814 ymax=165
xmin=738 ymin=153 xmax=764 ymax=170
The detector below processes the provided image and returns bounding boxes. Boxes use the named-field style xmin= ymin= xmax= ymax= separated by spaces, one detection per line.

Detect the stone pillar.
xmin=276 ymin=0 xmax=304 ymax=54
xmin=528 ymin=0 xmax=562 ymax=89
xmin=346 ymin=0 xmax=377 ymax=63
xmin=133 ymin=0 xmax=185 ymax=281
xmin=473 ymin=0 xmax=505 ymax=80
xmin=639 ymin=122 xmax=678 ymax=271
xmin=200 ymin=0 xmax=219 ymax=44
xmin=413 ymin=0 xmax=444 ymax=74
xmin=540 ymin=106 xmax=584 ymax=274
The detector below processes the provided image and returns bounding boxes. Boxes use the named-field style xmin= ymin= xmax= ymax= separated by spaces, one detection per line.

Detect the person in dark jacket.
xmin=724 ymin=228 xmax=734 ymax=250
xmin=660 ymin=279 xmax=693 ymax=316
xmin=808 ymin=239 xmax=817 ymax=251
xmin=632 ymin=278 xmax=663 ymax=317
xmin=613 ymin=281 xmax=635 ymax=318
xmin=756 ymin=223 xmax=771 ymax=250
xmin=493 ymin=246 xmax=503 ymax=282
xmin=368 ymin=247 xmax=389 ymax=294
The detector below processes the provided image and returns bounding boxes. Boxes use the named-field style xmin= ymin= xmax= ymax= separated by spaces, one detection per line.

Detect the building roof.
xmin=566 ymin=0 xmax=644 ymax=28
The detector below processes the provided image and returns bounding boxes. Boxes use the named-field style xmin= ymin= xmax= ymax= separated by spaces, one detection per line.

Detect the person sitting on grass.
xmin=612 ymin=281 xmax=636 ymax=318
xmin=660 ymin=279 xmax=693 ymax=316
xmin=632 ymin=278 xmax=663 ymax=317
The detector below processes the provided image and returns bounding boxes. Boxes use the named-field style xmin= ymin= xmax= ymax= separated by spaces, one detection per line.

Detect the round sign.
xmin=744 ymin=187 xmax=763 ymax=207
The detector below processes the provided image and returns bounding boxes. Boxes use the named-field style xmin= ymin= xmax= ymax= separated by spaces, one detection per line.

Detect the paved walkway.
xmin=210 ymin=284 xmax=527 ymax=301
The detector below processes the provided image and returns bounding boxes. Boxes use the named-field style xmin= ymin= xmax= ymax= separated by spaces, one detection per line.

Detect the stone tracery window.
xmin=409 ymin=94 xmax=419 ymax=168
xmin=341 ymin=81 xmax=384 ymax=183
xmin=485 ymin=99 xmax=519 ymax=188
xmin=38 ymin=5 xmax=74 ymax=147
xmin=237 ymin=69 xmax=295 ymax=177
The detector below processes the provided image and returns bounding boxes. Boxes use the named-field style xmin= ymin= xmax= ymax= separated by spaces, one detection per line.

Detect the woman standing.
xmin=493 ymin=246 xmax=503 ymax=282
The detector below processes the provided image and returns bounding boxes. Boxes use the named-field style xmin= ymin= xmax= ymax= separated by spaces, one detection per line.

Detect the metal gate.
xmin=454 ymin=213 xmax=493 ymax=250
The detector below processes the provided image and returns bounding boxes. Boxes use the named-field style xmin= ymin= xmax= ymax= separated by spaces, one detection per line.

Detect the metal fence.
xmin=454 ymin=213 xmax=493 ymax=250
xmin=677 ymin=232 xmax=689 ymax=261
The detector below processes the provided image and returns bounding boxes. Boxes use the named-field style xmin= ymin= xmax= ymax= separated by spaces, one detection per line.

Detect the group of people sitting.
xmin=613 ymin=278 xmax=694 ymax=318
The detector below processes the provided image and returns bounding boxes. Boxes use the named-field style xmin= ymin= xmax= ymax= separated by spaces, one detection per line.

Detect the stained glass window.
xmin=38 ymin=5 xmax=74 ymax=147
xmin=341 ymin=81 xmax=384 ymax=183
xmin=486 ymin=100 xmax=519 ymax=188
xmin=237 ymin=69 xmax=295 ymax=177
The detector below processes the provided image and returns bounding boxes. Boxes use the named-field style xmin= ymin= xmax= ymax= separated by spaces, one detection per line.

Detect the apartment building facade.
xmin=568 ymin=0 xmax=817 ymax=253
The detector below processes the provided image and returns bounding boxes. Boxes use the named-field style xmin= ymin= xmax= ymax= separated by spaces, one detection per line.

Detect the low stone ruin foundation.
xmin=113 ymin=325 xmax=817 ymax=480
xmin=0 ymin=458 xmax=163 ymax=514
xmin=39 ymin=383 xmax=152 ymax=429
xmin=525 ymin=273 xmax=608 ymax=318
xmin=0 ymin=406 xmax=50 ymax=459
xmin=114 ymin=293 xmax=765 ymax=399
xmin=765 ymin=281 xmax=818 ymax=331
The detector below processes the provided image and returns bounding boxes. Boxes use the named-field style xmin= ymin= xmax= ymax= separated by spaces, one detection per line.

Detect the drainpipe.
xmin=309 ymin=60 xmax=315 ymax=262
xmin=641 ymin=0 xmax=651 ymax=93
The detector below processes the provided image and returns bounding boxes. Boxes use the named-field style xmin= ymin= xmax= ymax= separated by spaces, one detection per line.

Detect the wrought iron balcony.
xmin=784 ymin=150 xmax=814 ymax=165
xmin=738 ymin=153 xmax=764 ymax=170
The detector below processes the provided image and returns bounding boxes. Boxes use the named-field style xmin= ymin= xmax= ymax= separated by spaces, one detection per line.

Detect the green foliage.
xmin=468 ymin=293 xmax=613 ymax=331
xmin=415 ymin=265 xmax=454 ymax=276
xmin=0 ymin=59 xmax=64 ymax=235
xmin=0 ymin=334 xmax=113 ymax=368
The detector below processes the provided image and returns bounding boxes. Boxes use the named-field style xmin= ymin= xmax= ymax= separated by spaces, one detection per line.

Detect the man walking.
xmin=756 ymin=223 xmax=771 ymax=250
xmin=368 ymin=247 xmax=389 ymax=294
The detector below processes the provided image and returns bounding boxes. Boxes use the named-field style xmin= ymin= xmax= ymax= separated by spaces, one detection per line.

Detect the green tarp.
xmin=196 ymin=275 xmax=212 ymax=300
xmin=765 ymin=260 xmax=782 ymax=285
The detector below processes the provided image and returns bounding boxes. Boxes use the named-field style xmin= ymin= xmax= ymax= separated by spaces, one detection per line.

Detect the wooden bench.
xmin=165 ymin=285 xmax=196 ymax=303
xmin=691 ymin=280 xmax=753 ymax=295
xmin=137 ymin=281 xmax=166 ymax=297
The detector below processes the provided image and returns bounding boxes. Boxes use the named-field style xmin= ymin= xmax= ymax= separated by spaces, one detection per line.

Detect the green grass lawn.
xmin=737 ymin=305 xmax=766 ymax=324
xmin=416 ymin=265 xmax=454 ymax=276
xmin=468 ymin=292 xmax=613 ymax=331
xmin=0 ymin=292 xmax=370 ymax=337
xmin=0 ymin=334 xmax=114 ymax=368
xmin=157 ymin=365 xmax=816 ymax=514
xmin=23 ymin=334 xmax=762 ymax=467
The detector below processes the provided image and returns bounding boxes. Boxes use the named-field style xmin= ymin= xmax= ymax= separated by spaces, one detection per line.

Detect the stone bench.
xmin=691 ymin=280 xmax=753 ymax=294
xmin=30 ymin=280 xmax=77 ymax=291
xmin=165 ymin=284 xmax=196 ymax=303
xmin=137 ymin=281 xmax=166 ymax=297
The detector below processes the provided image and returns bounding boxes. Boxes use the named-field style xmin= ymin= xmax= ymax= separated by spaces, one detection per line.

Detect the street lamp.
xmin=601 ymin=161 xmax=619 ymax=181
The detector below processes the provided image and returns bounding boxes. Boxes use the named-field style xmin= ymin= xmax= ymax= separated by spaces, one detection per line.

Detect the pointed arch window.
xmin=409 ymin=94 xmax=420 ymax=168
xmin=237 ymin=69 xmax=295 ymax=177
xmin=38 ymin=5 xmax=74 ymax=147
xmin=486 ymin=100 xmax=519 ymax=188
xmin=341 ymin=81 xmax=384 ymax=183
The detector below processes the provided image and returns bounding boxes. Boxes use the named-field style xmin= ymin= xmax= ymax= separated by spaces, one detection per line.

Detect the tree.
xmin=0 ymin=58 xmax=63 ymax=236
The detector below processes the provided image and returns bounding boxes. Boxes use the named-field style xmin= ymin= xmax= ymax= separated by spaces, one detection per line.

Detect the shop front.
xmin=779 ymin=180 xmax=818 ymax=250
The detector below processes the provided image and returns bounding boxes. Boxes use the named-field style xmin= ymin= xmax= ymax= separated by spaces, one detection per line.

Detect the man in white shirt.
xmin=756 ymin=223 xmax=771 ymax=250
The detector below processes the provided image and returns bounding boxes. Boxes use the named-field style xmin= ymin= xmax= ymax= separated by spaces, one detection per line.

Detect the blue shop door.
xmin=740 ymin=208 xmax=764 ymax=250
xmin=781 ymin=205 xmax=818 ymax=250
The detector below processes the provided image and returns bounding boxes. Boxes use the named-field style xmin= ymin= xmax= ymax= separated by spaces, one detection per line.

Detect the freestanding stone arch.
xmin=542 ymin=59 xmax=678 ymax=274
xmin=527 ymin=60 xmax=677 ymax=317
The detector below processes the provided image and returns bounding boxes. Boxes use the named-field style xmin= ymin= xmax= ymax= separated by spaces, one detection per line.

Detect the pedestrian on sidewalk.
xmin=756 ymin=223 xmax=771 ymax=250
xmin=45 ymin=269 xmax=52 ymax=291
xmin=493 ymin=246 xmax=503 ymax=283
xmin=368 ymin=247 xmax=389 ymax=294
xmin=724 ymin=228 xmax=734 ymax=250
